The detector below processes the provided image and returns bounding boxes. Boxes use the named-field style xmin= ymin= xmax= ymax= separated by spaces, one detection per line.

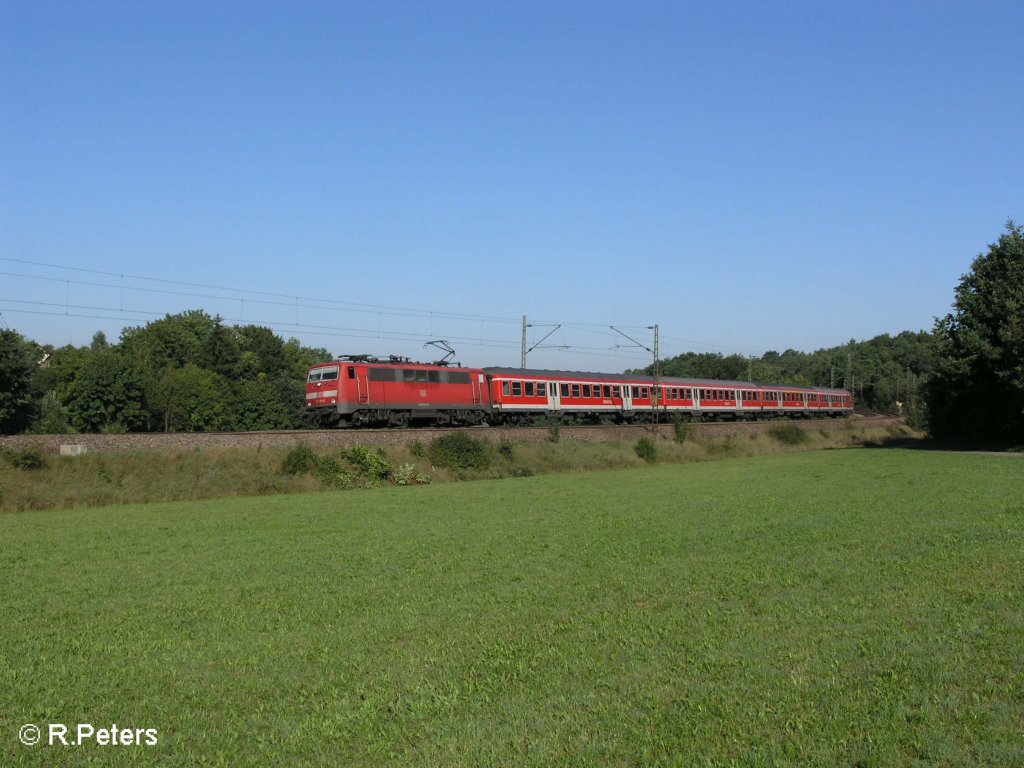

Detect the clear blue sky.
xmin=2 ymin=1 xmax=1021 ymax=371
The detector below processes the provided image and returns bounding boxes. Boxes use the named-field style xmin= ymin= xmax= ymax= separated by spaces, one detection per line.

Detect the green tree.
xmin=0 ymin=329 xmax=37 ymax=433
xmin=927 ymin=221 xmax=1024 ymax=443
xmin=236 ymin=325 xmax=289 ymax=379
xmin=65 ymin=352 xmax=148 ymax=432
xmin=119 ymin=309 xmax=216 ymax=371
xmin=150 ymin=364 xmax=230 ymax=432
xmin=232 ymin=377 xmax=294 ymax=431
xmin=199 ymin=316 xmax=240 ymax=377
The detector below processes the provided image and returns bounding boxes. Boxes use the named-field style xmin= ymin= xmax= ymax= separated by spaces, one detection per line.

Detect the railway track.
xmin=1 ymin=415 xmax=902 ymax=454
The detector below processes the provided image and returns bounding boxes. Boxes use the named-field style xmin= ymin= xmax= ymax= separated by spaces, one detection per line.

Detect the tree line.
xmin=632 ymin=330 xmax=937 ymax=424
xmin=2 ymin=222 xmax=1021 ymax=441
xmin=1 ymin=310 xmax=329 ymax=434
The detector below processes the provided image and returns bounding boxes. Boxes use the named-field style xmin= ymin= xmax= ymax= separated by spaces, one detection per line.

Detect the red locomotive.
xmin=305 ymin=356 xmax=853 ymax=428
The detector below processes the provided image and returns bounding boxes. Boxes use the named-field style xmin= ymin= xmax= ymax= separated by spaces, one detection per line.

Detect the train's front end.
xmin=305 ymin=362 xmax=344 ymax=427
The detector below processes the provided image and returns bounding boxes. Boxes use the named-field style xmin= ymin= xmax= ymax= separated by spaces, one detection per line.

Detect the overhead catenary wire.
xmin=0 ymin=256 xmax=763 ymax=361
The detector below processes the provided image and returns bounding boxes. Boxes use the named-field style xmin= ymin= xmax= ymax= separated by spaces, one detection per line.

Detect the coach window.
xmin=571 ymin=384 xmax=581 ymax=398
xmin=538 ymin=383 xmax=546 ymax=396
xmin=512 ymin=381 xmax=523 ymax=396
xmin=613 ymin=386 xmax=621 ymax=398
xmin=525 ymin=382 xmax=535 ymax=397
xmin=502 ymin=381 xmax=510 ymax=396
xmin=582 ymin=384 xmax=591 ymax=398
xmin=561 ymin=383 xmax=570 ymax=397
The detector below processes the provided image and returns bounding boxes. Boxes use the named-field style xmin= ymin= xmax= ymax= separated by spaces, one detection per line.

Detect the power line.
xmin=1 ymin=256 xmax=760 ymax=360
xmin=0 ymin=303 xmax=655 ymax=363
xmin=0 ymin=257 xmax=520 ymax=325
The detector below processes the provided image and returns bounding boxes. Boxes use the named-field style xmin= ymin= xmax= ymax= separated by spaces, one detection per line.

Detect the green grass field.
xmin=2 ymin=449 xmax=1022 ymax=766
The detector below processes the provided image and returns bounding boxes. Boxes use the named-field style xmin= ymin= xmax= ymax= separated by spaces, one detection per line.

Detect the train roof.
xmin=485 ymin=367 xmax=755 ymax=388
xmin=483 ymin=367 xmax=850 ymax=394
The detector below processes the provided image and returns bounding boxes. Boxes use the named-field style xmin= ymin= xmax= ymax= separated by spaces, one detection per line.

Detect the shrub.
xmin=635 ymin=436 xmax=659 ymax=464
xmin=673 ymin=416 xmax=689 ymax=444
xmin=6 ymin=446 xmax=47 ymax=470
xmin=346 ymin=446 xmax=393 ymax=480
xmin=408 ymin=440 xmax=426 ymax=458
xmin=548 ymin=423 xmax=561 ymax=443
xmin=393 ymin=463 xmax=431 ymax=486
xmin=313 ymin=454 xmax=352 ymax=488
xmin=429 ymin=432 xmax=491 ymax=470
xmin=498 ymin=441 xmax=514 ymax=460
xmin=281 ymin=444 xmax=317 ymax=475
xmin=768 ymin=423 xmax=809 ymax=445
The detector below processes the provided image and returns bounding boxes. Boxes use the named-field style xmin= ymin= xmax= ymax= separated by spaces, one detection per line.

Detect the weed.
xmin=314 ymin=454 xmax=353 ymax=488
xmin=429 ymin=432 xmax=491 ymax=470
xmin=768 ymin=423 xmax=809 ymax=445
xmin=5 ymin=446 xmax=47 ymax=470
xmin=548 ymin=423 xmax=561 ymax=443
xmin=346 ymin=446 xmax=393 ymax=480
xmin=635 ymin=436 xmax=659 ymax=463
xmin=281 ymin=444 xmax=317 ymax=475
xmin=393 ymin=463 xmax=431 ymax=486
xmin=498 ymin=441 xmax=515 ymax=460
xmin=673 ymin=416 xmax=689 ymax=444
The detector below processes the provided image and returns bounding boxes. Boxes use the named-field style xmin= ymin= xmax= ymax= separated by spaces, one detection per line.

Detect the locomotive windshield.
xmin=308 ymin=365 xmax=340 ymax=383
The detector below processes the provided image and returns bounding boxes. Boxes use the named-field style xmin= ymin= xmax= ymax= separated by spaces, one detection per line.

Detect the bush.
xmin=393 ymin=463 xmax=431 ymax=486
xmin=498 ymin=441 xmax=514 ymax=460
xmin=5 ymin=446 xmax=47 ymax=470
xmin=635 ymin=436 xmax=659 ymax=464
xmin=673 ymin=416 xmax=689 ymax=444
xmin=281 ymin=444 xmax=317 ymax=475
xmin=429 ymin=432 xmax=491 ymax=470
xmin=346 ymin=446 xmax=393 ymax=480
xmin=767 ymin=423 xmax=809 ymax=445
xmin=408 ymin=440 xmax=426 ymax=458
xmin=548 ymin=423 xmax=561 ymax=443
xmin=313 ymin=454 xmax=352 ymax=488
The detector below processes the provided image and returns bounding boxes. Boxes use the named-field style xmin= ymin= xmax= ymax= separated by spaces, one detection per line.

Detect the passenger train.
xmin=305 ymin=356 xmax=854 ymax=428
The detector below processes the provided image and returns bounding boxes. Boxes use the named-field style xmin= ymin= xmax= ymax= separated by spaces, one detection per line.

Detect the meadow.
xmin=2 ymin=449 xmax=1022 ymax=766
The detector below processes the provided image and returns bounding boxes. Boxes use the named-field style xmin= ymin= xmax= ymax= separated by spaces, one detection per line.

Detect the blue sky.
xmin=2 ymin=1 xmax=1021 ymax=371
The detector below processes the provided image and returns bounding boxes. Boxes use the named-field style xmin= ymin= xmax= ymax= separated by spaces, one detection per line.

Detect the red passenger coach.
xmin=306 ymin=357 xmax=490 ymax=427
